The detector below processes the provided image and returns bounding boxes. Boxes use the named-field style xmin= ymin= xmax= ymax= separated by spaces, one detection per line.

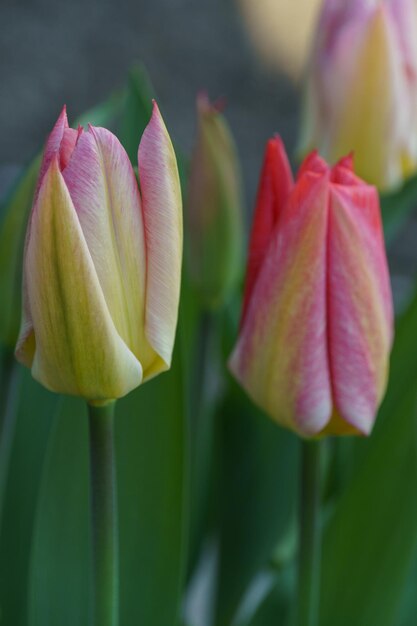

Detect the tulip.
xmin=187 ymin=93 xmax=243 ymax=308
xmin=300 ymin=0 xmax=417 ymax=191
xmin=229 ymin=138 xmax=394 ymax=437
xmin=15 ymin=104 xmax=182 ymax=404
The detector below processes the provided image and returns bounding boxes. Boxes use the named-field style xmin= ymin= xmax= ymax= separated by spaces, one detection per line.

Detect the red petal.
xmin=241 ymin=136 xmax=293 ymax=325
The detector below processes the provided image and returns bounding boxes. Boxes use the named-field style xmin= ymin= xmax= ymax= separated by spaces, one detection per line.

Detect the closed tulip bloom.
xmin=187 ymin=93 xmax=243 ymax=308
xmin=229 ymin=138 xmax=393 ymax=437
xmin=300 ymin=0 xmax=417 ymax=191
xmin=15 ymin=104 xmax=182 ymax=403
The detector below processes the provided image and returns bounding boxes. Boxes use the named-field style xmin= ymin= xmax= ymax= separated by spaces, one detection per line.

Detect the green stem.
xmin=0 ymin=349 xmax=21 ymax=528
xmin=297 ymin=439 xmax=322 ymax=626
xmin=88 ymin=402 xmax=119 ymax=626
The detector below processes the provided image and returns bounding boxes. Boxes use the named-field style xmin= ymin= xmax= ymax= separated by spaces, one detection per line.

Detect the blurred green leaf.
xmin=381 ymin=173 xmax=417 ymax=244
xmin=214 ymin=381 xmax=299 ymax=626
xmin=396 ymin=549 xmax=417 ymax=626
xmin=28 ymin=397 xmax=90 ymax=626
xmin=246 ymin=571 xmax=292 ymax=626
xmin=0 ymin=370 xmax=57 ymax=626
xmin=0 ymin=158 xmax=40 ymax=347
xmin=116 ymin=328 xmax=189 ymax=626
xmin=320 ymin=386 xmax=417 ymax=626
xmin=120 ymin=64 xmax=155 ymax=162
xmin=377 ymin=289 xmax=417 ymax=428
xmin=319 ymin=289 xmax=417 ymax=626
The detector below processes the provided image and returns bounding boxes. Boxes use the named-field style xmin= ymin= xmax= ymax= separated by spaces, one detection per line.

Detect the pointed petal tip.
xmin=57 ymin=104 xmax=69 ymax=128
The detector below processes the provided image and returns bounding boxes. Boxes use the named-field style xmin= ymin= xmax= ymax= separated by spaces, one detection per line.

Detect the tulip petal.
xmin=241 ymin=136 xmax=293 ymax=325
xmin=16 ymin=109 xmax=78 ymax=369
xmin=36 ymin=106 xmax=68 ymax=197
xmin=327 ymin=183 xmax=393 ymax=434
xmin=23 ymin=159 xmax=142 ymax=401
xmin=230 ymin=171 xmax=332 ymax=436
xmin=325 ymin=5 xmax=408 ymax=189
xmin=62 ymin=126 xmax=157 ymax=377
xmin=138 ymin=101 xmax=183 ymax=377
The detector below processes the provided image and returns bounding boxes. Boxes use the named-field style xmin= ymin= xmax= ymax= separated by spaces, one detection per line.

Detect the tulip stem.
xmin=88 ymin=401 xmax=119 ymax=626
xmin=0 ymin=349 xmax=21 ymax=530
xmin=297 ymin=439 xmax=322 ymax=626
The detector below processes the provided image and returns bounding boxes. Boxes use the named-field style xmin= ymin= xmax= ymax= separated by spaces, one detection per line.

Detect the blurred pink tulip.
xmin=300 ymin=0 xmax=417 ymax=190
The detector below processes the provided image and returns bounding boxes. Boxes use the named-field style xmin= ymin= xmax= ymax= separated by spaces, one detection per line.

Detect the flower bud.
xmin=15 ymin=104 xmax=183 ymax=404
xmin=187 ymin=94 xmax=243 ymax=309
xmin=300 ymin=0 xmax=417 ymax=191
xmin=229 ymin=138 xmax=394 ymax=437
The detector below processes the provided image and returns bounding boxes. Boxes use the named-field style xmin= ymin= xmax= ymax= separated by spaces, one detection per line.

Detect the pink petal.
xmin=23 ymin=158 xmax=142 ymax=400
xmin=138 ymin=101 xmax=183 ymax=375
xmin=296 ymin=150 xmax=329 ymax=180
xmin=62 ymin=125 xmax=158 ymax=376
xmin=36 ymin=106 xmax=68 ymax=198
xmin=327 ymin=183 xmax=393 ymax=434
xmin=230 ymin=170 xmax=333 ymax=437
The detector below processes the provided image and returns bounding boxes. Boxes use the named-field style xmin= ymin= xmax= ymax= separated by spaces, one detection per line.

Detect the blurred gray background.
xmin=0 ymin=0 xmax=298 ymax=205
xmin=0 ymin=0 xmax=416 ymax=305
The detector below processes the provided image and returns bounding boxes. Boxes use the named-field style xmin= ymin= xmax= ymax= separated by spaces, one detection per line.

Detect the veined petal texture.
xmin=230 ymin=141 xmax=393 ymax=437
xmin=25 ymin=160 xmax=143 ymax=401
xmin=138 ymin=102 xmax=183 ymax=379
xmin=15 ymin=104 xmax=183 ymax=402
xmin=230 ymin=170 xmax=332 ymax=436
xmin=63 ymin=125 xmax=157 ymax=375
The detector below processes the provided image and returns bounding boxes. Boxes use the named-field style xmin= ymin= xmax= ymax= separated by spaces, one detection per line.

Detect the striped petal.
xmin=16 ymin=109 xmax=80 ymax=365
xmin=241 ymin=136 xmax=293 ymax=326
xmin=326 ymin=182 xmax=393 ymax=434
xmin=138 ymin=101 xmax=183 ymax=378
xmin=36 ymin=106 xmax=68 ymax=197
xmin=62 ymin=125 xmax=157 ymax=377
xmin=325 ymin=5 xmax=408 ymax=189
xmin=230 ymin=170 xmax=332 ymax=436
xmin=22 ymin=159 xmax=142 ymax=401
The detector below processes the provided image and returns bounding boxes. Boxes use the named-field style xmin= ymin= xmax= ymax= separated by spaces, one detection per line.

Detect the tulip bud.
xmin=300 ymin=0 xmax=417 ymax=191
xmin=15 ymin=104 xmax=183 ymax=404
xmin=187 ymin=93 xmax=244 ymax=309
xmin=229 ymin=138 xmax=394 ymax=437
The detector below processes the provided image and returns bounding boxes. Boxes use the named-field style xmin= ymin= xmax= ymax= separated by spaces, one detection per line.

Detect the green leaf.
xmin=116 ymin=334 xmax=188 ymax=626
xmin=120 ymin=64 xmax=155 ymax=162
xmin=381 ymin=173 xmax=417 ymax=244
xmin=0 ymin=158 xmax=40 ymax=347
xmin=320 ymin=386 xmax=417 ymax=626
xmin=396 ymin=550 xmax=417 ymax=626
xmin=214 ymin=381 xmax=299 ymax=626
xmin=0 ymin=370 xmax=57 ymax=626
xmin=246 ymin=571 xmax=292 ymax=626
xmin=28 ymin=397 xmax=90 ymax=626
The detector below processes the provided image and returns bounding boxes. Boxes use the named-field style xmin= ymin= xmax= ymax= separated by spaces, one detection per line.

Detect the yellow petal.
xmin=138 ymin=102 xmax=183 ymax=380
xmin=23 ymin=159 xmax=142 ymax=402
xmin=327 ymin=7 xmax=408 ymax=189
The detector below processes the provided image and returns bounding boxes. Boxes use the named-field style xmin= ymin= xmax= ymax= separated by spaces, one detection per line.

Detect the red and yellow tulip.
xmin=230 ymin=138 xmax=393 ymax=437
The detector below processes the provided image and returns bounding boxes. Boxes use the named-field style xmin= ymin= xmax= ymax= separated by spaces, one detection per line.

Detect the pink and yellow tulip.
xmin=229 ymin=138 xmax=393 ymax=437
xmin=15 ymin=104 xmax=182 ymax=403
xmin=300 ymin=0 xmax=417 ymax=191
